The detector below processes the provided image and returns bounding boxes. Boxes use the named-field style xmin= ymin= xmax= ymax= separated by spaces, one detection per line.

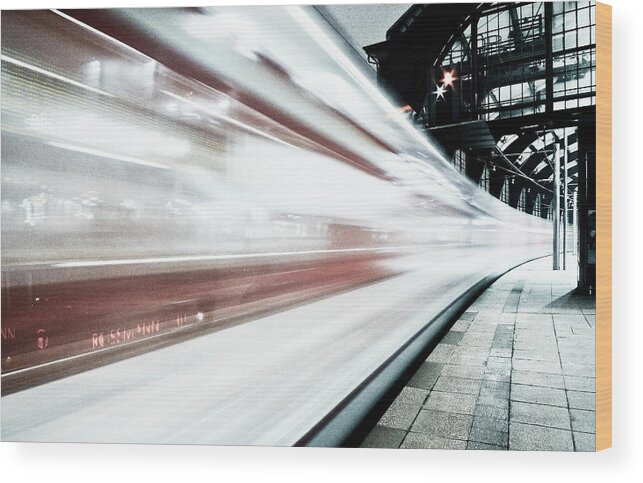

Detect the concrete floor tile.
xmin=424 ymin=391 xmax=477 ymax=415
xmin=561 ymin=362 xmax=595 ymax=377
xmin=378 ymin=404 xmax=421 ymax=431
xmin=567 ymin=390 xmax=595 ymax=410
xmin=512 ymin=349 xmax=560 ymax=362
xmin=394 ymin=386 xmax=430 ymax=405
xmin=433 ymin=376 xmax=481 ymax=395
xmin=378 ymin=387 xmax=428 ymax=430
xmin=509 ymin=422 xmax=574 ymax=451
xmin=510 ymin=401 xmax=571 ymax=430
xmin=451 ymin=319 xmax=471 ymax=332
xmin=426 ymin=345 xmax=455 ymax=363
xmin=400 ymin=432 xmax=467 ymax=450
xmin=360 ymin=425 xmax=406 ymax=448
xmin=407 ymin=362 xmax=444 ymax=391
xmin=474 ymin=401 xmax=509 ymax=420
xmin=573 ymin=431 xmax=596 ymax=452
xmin=448 ymin=354 xmax=488 ymax=367
xmin=410 ymin=410 xmax=473 ymax=440
xmin=510 ymin=384 xmax=568 ymax=407
xmin=441 ymin=330 xmax=464 ymax=345
xmin=458 ymin=311 xmax=478 ymax=321
xmin=564 ymin=375 xmax=595 ymax=393
xmin=511 ymin=370 xmax=565 ymax=389
xmin=490 ymin=348 xmax=512 ymax=358
xmin=569 ymin=409 xmax=596 ymax=433
xmin=512 ymin=358 xmax=562 ymax=375
xmin=441 ymin=364 xmax=485 ymax=380
xmin=469 ymin=416 xmax=508 ymax=446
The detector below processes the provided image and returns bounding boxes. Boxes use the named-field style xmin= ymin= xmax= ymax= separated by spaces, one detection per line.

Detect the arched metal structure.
xmin=365 ymin=1 xmax=597 ymax=291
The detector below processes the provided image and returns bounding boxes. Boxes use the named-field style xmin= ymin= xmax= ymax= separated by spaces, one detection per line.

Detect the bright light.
xmin=440 ymin=69 xmax=457 ymax=88
xmin=433 ymin=84 xmax=447 ymax=100
xmin=196 ymin=312 xmax=204 ymax=322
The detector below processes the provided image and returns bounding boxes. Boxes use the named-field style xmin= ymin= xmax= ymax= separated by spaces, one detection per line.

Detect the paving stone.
xmin=569 ymin=409 xmax=596 ymax=433
xmin=360 ymin=425 xmax=406 ymax=448
xmin=392 ymin=386 xmax=429 ymax=405
xmin=458 ymin=339 xmax=493 ymax=350
xmin=400 ymin=432 xmax=467 ymax=450
xmin=512 ymin=358 xmax=562 ymax=374
xmin=498 ymin=313 xmax=517 ymax=325
xmin=573 ymin=431 xmax=596 ymax=452
xmin=432 ymin=376 xmax=481 ymax=395
xmin=424 ymin=391 xmax=477 ymax=415
xmin=564 ymin=375 xmax=596 ymax=393
xmin=479 ymin=381 xmax=510 ymax=401
xmin=482 ymin=371 xmax=511 ymax=383
xmin=512 ymin=349 xmax=560 ymax=362
xmin=469 ymin=416 xmax=508 ymax=446
xmin=561 ymin=362 xmax=595 ymax=376
xmin=441 ymin=364 xmax=485 ymax=380
xmin=481 ymin=379 xmax=510 ymax=393
xmin=441 ymin=330 xmax=464 ymax=345
xmin=511 ymin=370 xmax=565 ymax=389
xmin=487 ymin=356 xmax=512 ymax=370
xmin=459 ymin=311 xmax=478 ymax=321
xmin=378 ymin=387 xmax=428 ymax=430
xmin=406 ymin=362 xmax=443 ymax=391
xmin=567 ymin=390 xmax=596 ymax=410
xmin=448 ymin=354 xmax=488 ymax=367
xmin=513 ymin=341 xmax=557 ymax=352
xmin=509 ymin=422 xmax=574 ymax=451
xmin=474 ymin=401 xmax=509 ymax=420
xmin=410 ymin=410 xmax=473 ymax=440
xmin=489 ymin=348 xmax=512 ymax=358
xmin=451 ymin=319 xmax=471 ymax=332
xmin=510 ymin=384 xmax=568 ymax=407
xmin=510 ymin=401 xmax=571 ymax=430
xmin=426 ymin=344 xmax=455 ymax=363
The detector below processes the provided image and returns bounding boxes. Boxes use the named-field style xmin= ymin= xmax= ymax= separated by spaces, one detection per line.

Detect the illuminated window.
xmin=437 ymin=1 xmax=598 ymax=121
xmin=500 ymin=177 xmax=509 ymax=203
xmin=517 ymin=187 xmax=527 ymax=212
xmin=452 ymin=149 xmax=466 ymax=174
xmin=533 ymin=193 xmax=542 ymax=217
xmin=479 ymin=164 xmax=490 ymax=192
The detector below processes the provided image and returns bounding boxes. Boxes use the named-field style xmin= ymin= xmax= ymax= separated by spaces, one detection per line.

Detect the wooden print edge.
xmin=596 ymin=1 xmax=612 ymax=451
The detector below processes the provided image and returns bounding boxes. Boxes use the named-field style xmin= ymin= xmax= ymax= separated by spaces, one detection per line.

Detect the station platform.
xmin=360 ymin=256 xmax=596 ymax=451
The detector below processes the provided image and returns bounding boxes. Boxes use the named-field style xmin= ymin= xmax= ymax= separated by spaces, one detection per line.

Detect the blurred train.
xmin=1 ymin=7 xmax=551 ymax=388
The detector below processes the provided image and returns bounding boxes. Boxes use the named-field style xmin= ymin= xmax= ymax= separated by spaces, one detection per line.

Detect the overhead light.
xmin=440 ymin=68 xmax=457 ymax=88
xmin=433 ymin=84 xmax=447 ymax=100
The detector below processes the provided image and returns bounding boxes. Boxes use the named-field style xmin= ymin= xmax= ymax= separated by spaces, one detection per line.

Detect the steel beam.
xmin=553 ymin=143 xmax=561 ymax=270
xmin=563 ymin=131 xmax=568 ymax=269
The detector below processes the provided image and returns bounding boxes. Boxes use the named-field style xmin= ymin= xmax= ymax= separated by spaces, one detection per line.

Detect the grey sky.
xmin=315 ymin=4 xmax=411 ymax=62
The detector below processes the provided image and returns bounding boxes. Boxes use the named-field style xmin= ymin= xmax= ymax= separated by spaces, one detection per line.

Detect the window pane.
xmin=578 ymin=7 xmax=591 ymax=28
xmin=564 ymin=30 xmax=577 ymax=50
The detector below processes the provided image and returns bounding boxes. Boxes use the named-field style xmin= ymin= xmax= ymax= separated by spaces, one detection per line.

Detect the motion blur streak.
xmin=1 ymin=7 xmax=550 ymax=444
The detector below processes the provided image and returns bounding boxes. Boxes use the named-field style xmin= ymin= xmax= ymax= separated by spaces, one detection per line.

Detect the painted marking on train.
xmin=1 ymin=327 xmax=17 ymax=340
xmin=92 ymin=321 xmax=160 ymax=349
xmin=36 ymin=329 xmax=48 ymax=350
